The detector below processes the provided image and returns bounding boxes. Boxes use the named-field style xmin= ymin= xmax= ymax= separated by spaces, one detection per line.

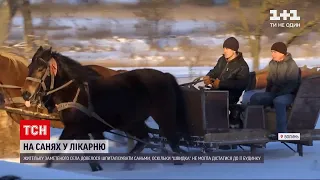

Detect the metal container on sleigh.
xmin=180 ymin=86 xmax=230 ymax=137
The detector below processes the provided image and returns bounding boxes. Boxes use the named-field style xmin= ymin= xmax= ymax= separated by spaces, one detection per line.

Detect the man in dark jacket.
xmin=204 ymin=37 xmax=250 ymax=105
xmin=204 ymin=37 xmax=249 ymax=150
xmin=250 ymin=42 xmax=301 ymax=138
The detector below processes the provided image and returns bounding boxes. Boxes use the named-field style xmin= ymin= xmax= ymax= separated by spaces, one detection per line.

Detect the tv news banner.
xmin=20 ymin=120 xmax=268 ymax=164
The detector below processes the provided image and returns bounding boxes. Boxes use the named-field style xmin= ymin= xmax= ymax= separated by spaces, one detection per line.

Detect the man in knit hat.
xmin=203 ymin=37 xmax=249 ymax=139
xmin=249 ymin=42 xmax=301 ymax=139
xmin=204 ymin=37 xmax=250 ymax=105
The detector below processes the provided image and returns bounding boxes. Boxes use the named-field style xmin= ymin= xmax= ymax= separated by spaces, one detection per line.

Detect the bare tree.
xmin=134 ymin=0 xmax=173 ymax=49
xmin=285 ymin=6 xmax=320 ymax=46
xmin=178 ymin=37 xmax=214 ymax=76
xmin=0 ymin=0 xmax=20 ymax=46
xmin=0 ymin=0 xmax=36 ymax=57
xmin=21 ymin=0 xmax=35 ymax=58
xmin=229 ymin=0 xmax=320 ymax=70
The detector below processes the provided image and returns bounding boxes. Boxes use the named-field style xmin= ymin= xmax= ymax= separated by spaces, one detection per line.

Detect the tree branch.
xmin=286 ymin=15 xmax=320 ymax=47
xmin=229 ymin=0 xmax=255 ymax=48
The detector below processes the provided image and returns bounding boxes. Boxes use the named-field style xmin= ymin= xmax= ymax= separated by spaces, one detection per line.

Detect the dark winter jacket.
xmin=266 ymin=53 xmax=301 ymax=96
xmin=206 ymin=52 xmax=249 ymax=104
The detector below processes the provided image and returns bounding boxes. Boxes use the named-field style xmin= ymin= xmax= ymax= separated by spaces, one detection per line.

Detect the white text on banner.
xmin=20 ymin=140 xmax=109 ymax=154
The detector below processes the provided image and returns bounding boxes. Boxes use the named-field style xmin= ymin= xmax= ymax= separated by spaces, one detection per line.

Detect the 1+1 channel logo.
xmin=269 ymin=10 xmax=301 ymax=28
xmin=20 ymin=120 xmax=51 ymax=140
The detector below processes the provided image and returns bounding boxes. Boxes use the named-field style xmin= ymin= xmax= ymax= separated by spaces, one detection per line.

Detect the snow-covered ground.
xmin=1 ymin=67 xmax=320 ymax=179
xmin=0 ymin=160 xmax=107 ymax=179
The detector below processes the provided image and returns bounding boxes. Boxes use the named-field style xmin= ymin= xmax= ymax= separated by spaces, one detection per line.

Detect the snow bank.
xmin=0 ymin=161 xmax=107 ymax=179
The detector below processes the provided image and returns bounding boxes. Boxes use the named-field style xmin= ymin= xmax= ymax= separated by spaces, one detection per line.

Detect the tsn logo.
xmin=20 ymin=120 xmax=50 ymax=140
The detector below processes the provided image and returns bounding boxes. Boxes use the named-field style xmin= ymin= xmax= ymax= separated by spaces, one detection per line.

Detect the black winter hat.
xmin=271 ymin=42 xmax=287 ymax=55
xmin=223 ymin=37 xmax=239 ymax=52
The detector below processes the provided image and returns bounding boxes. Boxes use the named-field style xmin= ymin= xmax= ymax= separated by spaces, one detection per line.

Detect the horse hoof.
xmin=91 ymin=168 xmax=102 ymax=172
xmin=91 ymin=165 xmax=103 ymax=172
xmin=98 ymin=165 xmax=103 ymax=171
xmin=90 ymin=163 xmax=103 ymax=172
xmin=122 ymin=163 xmax=135 ymax=171
xmin=44 ymin=163 xmax=52 ymax=168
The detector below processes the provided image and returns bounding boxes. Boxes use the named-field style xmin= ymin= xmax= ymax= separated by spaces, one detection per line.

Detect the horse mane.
xmin=51 ymin=51 xmax=100 ymax=84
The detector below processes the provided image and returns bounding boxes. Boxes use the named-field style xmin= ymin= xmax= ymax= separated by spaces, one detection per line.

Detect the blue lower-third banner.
xmin=20 ymin=152 xmax=264 ymax=163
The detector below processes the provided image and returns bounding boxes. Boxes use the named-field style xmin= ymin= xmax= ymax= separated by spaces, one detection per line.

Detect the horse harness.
xmin=26 ymin=70 xmax=117 ymax=130
xmin=50 ymin=81 xmax=117 ymax=130
xmin=23 ymin=60 xmax=169 ymax=150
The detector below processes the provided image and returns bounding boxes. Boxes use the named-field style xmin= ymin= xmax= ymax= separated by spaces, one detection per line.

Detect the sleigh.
xmin=1 ymin=66 xmax=320 ymax=156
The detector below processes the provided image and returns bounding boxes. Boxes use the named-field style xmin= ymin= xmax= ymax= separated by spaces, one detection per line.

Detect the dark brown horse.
xmin=0 ymin=49 xmax=133 ymax=162
xmin=0 ymin=48 xmax=127 ymax=129
xmin=0 ymin=49 xmax=131 ymax=160
xmin=21 ymin=47 xmax=190 ymax=171
xmin=42 ymin=64 xmax=127 ymax=114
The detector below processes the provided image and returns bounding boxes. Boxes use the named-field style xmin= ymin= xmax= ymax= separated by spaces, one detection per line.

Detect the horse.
xmin=0 ymin=51 xmax=48 ymax=142
xmin=0 ymin=47 xmax=126 ymax=124
xmin=21 ymin=47 xmax=190 ymax=171
xmin=31 ymin=47 xmax=138 ymax=152
xmin=25 ymin=47 xmax=136 ymax=171
xmin=0 ymin=49 xmax=130 ymax=160
xmin=0 ymin=48 xmax=128 ymax=127
xmin=0 ymin=51 xmax=47 ymax=157
xmin=30 ymin=46 xmax=128 ymax=114
xmin=0 ymin=51 xmax=47 ymax=118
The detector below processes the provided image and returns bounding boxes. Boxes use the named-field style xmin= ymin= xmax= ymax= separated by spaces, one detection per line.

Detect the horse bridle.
xmin=24 ymin=57 xmax=75 ymax=110
xmin=25 ymin=57 xmax=94 ymax=114
xmin=25 ymin=58 xmax=76 ymax=96
xmin=25 ymin=58 xmax=55 ymax=99
xmin=24 ymin=58 xmax=117 ymax=127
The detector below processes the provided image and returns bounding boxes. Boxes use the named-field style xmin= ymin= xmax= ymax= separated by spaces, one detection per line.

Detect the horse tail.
xmin=165 ymin=73 xmax=191 ymax=143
